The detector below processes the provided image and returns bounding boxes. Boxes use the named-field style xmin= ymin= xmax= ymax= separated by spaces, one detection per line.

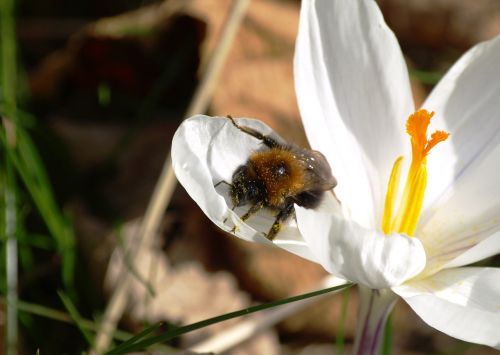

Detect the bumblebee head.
xmin=230 ymin=164 xmax=266 ymax=207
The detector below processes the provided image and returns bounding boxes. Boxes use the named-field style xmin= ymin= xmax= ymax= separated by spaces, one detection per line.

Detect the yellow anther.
xmin=393 ymin=164 xmax=427 ymax=235
xmin=382 ymin=156 xmax=403 ymax=234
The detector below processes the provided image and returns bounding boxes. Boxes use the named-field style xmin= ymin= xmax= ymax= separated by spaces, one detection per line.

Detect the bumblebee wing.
xmin=297 ymin=149 xmax=337 ymax=191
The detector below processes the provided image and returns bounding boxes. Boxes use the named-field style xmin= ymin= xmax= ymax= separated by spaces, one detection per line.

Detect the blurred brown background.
xmin=4 ymin=0 xmax=500 ymax=354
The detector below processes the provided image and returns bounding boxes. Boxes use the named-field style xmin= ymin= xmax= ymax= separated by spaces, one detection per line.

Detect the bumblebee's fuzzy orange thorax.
xmin=249 ymin=148 xmax=304 ymax=207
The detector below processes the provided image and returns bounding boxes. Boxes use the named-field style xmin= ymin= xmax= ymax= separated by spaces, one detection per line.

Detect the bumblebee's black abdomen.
xmin=293 ymin=190 xmax=323 ymax=209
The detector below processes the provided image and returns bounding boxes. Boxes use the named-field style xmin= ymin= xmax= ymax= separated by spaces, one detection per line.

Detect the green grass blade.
xmin=4 ymin=159 xmax=18 ymax=355
xmin=15 ymin=298 xmax=75 ymax=323
xmin=58 ymin=291 xmax=95 ymax=346
xmin=19 ymin=128 xmax=76 ymax=286
xmin=0 ymin=128 xmax=76 ymax=289
xmin=0 ymin=0 xmax=17 ymax=113
xmin=335 ymin=287 xmax=350 ymax=355
xmin=13 ymin=297 xmax=126 ymax=339
xmin=104 ymin=322 xmax=164 ymax=353
xmin=106 ymin=282 xmax=353 ymax=355
xmin=382 ymin=313 xmax=393 ymax=355
xmin=1 ymin=0 xmax=19 ymax=352
xmin=14 ymin=232 xmax=55 ymax=250
xmin=5 ymin=297 xmax=176 ymax=352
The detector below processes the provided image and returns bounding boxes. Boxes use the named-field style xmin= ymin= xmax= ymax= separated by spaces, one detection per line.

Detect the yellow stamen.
xmin=394 ymin=164 xmax=427 ymax=235
xmin=382 ymin=109 xmax=449 ymax=236
xmin=382 ymin=156 xmax=403 ymax=234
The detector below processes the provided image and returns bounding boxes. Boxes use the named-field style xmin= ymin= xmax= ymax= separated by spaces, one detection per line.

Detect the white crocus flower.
xmin=172 ymin=0 xmax=500 ymax=353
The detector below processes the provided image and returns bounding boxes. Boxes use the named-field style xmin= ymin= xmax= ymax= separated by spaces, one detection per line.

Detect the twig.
xmin=91 ymin=0 xmax=251 ymax=353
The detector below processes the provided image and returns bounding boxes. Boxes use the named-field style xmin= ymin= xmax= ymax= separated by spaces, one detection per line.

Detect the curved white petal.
xmin=421 ymin=36 xmax=500 ymax=222
xmin=394 ymin=267 xmax=500 ymax=349
xmin=296 ymin=206 xmax=426 ymax=289
xmin=443 ymin=230 xmax=500 ymax=269
xmin=417 ymin=98 xmax=500 ymax=273
xmin=172 ymin=115 xmax=317 ymax=261
xmin=294 ymin=0 xmax=414 ymax=228
xmin=421 ymin=227 xmax=500 ymax=279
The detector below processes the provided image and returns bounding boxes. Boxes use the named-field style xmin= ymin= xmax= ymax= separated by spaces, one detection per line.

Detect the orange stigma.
xmin=382 ymin=109 xmax=449 ymax=236
xmin=407 ymin=110 xmax=450 ymax=164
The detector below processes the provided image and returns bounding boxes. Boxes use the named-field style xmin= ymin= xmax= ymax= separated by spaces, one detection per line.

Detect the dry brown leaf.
xmin=104 ymin=220 xmax=280 ymax=354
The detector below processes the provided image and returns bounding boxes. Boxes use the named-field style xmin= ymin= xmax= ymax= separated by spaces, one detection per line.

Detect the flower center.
xmin=382 ymin=109 xmax=449 ymax=236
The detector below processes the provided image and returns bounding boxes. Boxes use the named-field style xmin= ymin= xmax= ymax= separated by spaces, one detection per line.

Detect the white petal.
xmin=294 ymin=0 xmax=414 ymax=228
xmin=296 ymin=206 xmax=426 ymax=289
xmin=417 ymin=104 xmax=500 ymax=272
xmin=394 ymin=267 xmax=500 ymax=349
xmin=415 ymin=36 xmax=500 ymax=273
xmin=444 ymin=230 xmax=500 ymax=269
xmin=421 ymin=36 xmax=500 ymax=219
xmin=420 ymin=220 xmax=500 ymax=277
xmin=171 ymin=115 xmax=317 ymax=261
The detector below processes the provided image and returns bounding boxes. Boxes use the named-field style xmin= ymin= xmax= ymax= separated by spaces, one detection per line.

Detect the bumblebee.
xmin=220 ymin=115 xmax=337 ymax=240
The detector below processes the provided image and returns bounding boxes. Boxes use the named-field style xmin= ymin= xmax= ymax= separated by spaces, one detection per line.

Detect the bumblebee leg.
xmin=214 ymin=180 xmax=231 ymax=189
xmin=215 ymin=180 xmax=230 ymax=222
xmin=240 ymin=201 xmax=265 ymax=221
xmin=227 ymin=115 xmax=280 ymax=149
xmin=266 ymin=203 xmax=294 ymax=241
xmin=223 ymin=203 xmax=239 ymax=224
xmin=214 ymin=180 xmax=234 ymax=224
xmin=224 ymin=206 xmax=234 ymax=224
xmin=229 ymin=203 xmax=238 ymax=233
xmin=229 ymin=201 xmax=264 ymax=234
